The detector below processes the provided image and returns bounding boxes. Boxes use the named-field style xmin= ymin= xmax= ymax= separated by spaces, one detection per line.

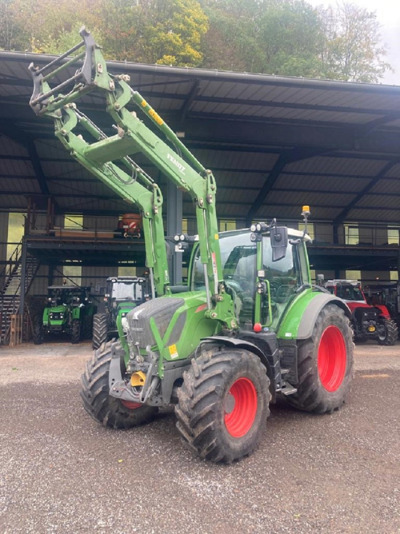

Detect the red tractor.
xmin=325 ymin=279 xmax=398 ymax=345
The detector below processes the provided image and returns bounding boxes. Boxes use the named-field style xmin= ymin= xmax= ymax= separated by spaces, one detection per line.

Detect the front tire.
xmin=80 ymin=340 xmax=157 ymax=429
xmin=32 ymin=319 xmax=43 ymax=345
xmin=71 ymin=319 xmax=81 ymax=344
xmin=175 ymin=347 xmax=270 ymax=463
xmin=92 ymin=313 xmax=108 ymax=349
xmin=377 ymin=318 xmax=398 ymax=346
xmin=287 ymin=304 xmax=354 ymax=414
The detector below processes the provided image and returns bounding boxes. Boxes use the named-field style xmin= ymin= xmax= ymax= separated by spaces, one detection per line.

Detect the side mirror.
xmin=271 ymin=226 xmax=288 ymax=262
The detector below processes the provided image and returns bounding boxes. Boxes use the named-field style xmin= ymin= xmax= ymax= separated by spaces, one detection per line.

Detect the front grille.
xmin=127 ymin=297 xmax=184 ymax=348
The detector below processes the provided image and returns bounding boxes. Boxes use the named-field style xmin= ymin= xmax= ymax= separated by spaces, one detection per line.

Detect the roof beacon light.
xmin=301 ymin=205 xmax=311 ymax=237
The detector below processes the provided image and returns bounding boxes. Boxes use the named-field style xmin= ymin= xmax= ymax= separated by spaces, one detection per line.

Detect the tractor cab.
xmin=105 ymin=276 xmax=148 ymax=306
xmin=191 ymin=225 xmax=311 ymax=331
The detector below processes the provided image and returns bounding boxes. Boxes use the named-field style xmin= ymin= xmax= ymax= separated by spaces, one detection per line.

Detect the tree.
xmin=318 ymin=2 xmax=391 ymax=83
xmin=201 ymin=0 xmax=324 ymax=76
xmin=80 ymin=0 xmax=208 ymax=67
xmin=200 ymin=0 xmax=260 ymax=70
xmin=256 ymin=0 xmax=325 ymax=77
xmin=0 ymin=0 xmax=29 ymax=50
xmin=0 ymin=0 xmax=392 ymax=82
xmin=200 ymin=0 xmax=391 ymax=82
xmin=0 ymin=0 xmax=98 ymax=53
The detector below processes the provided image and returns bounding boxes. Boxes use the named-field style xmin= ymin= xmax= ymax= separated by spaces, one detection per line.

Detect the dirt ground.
xmin=0 ymin=340 xmax=399 ymax=533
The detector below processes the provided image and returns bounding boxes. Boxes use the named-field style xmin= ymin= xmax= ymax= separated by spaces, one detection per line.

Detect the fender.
xmin=72 ymin=306 xmax=81 ymax=320
xmin=200 ymin=335 xmax=267 ymax=362
xmin=199 ymin=334 xmax=284 ymax=395
xmin=374 ymin=304 xmax=391 ymax=319
xmin=279 ymin=292 xmax=351 ymax=341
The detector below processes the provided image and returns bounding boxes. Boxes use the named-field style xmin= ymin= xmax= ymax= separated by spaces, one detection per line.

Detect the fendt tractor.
xmin=29 ymin=28 xmax=354 ymax=463
xmin=325 ymin=279 xmax=398 ymax=345
xmin=92 ymin=276 xmax=150 ymax=349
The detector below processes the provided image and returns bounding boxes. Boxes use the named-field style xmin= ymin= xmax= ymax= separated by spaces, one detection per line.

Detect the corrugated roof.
xmin=1 ymin=50 xmax=400 ymax=226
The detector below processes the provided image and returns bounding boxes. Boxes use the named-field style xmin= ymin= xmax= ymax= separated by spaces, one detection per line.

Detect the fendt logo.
xmin=167 ymin=153 xmax=186 ymax=174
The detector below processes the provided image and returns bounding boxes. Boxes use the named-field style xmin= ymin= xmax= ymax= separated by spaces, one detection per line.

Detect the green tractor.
xmin=92 ymin=276 xmax=150 ymax=349
xmin=33 ymin=285 xmax=96 ymax=344
xmin=29 ymin=28 xmax=354 ymax=463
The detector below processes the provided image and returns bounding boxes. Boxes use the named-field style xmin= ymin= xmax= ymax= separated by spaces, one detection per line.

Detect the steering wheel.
xmin=225 ymin=275 xmax=250 ymax=294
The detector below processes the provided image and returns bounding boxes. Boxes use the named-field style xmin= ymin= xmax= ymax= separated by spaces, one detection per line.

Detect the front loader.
xmin=29 ymin=28 xmax=354 ymax=463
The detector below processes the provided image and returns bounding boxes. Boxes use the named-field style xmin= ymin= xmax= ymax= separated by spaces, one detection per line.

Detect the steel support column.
xmin=18 ymin=238 xmax=28 ymax=314
xmin=167 ymin=181 xmax=183 ymax=285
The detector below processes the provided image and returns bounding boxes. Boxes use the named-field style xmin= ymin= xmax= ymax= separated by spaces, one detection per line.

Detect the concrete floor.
xmin=0 ymin=341 xmax=399 ymax=533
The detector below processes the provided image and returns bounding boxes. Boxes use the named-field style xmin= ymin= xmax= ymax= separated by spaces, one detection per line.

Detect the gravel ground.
xmin=0 ymin=341 xmax=399 ymax=534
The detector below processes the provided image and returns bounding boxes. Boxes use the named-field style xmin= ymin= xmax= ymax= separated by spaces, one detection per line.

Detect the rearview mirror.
xmin=271 ymin=226 xmax=288 ymax=262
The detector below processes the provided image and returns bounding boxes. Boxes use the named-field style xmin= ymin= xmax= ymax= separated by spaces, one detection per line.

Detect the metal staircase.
xmin=0 ymin=241 xmax=40 ymax=345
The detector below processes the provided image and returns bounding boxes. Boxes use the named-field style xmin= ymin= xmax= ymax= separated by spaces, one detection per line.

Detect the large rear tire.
xmin=377 ymin=318 xmax=398 ymax=346
xmin=287 ymin=304 xmax=354 ymax=414
xmin=80 ymin=340 xmax=157 ymax=429
xmin=92 ymin=313 xmax=108 ymax=350
xmin=175 ymin=347 xmax=270 ymax=463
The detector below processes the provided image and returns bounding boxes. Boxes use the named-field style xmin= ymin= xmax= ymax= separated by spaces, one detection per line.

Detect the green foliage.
xmin=200 ymin=0 xmax=325 ymax=76
xmin=318 ymin=2 xmax=391 ymax=83
xmin=0 ymin=0 xmax=392 ymax=81
xmin=256 ymin=1 xmax=326 ymax=77
xmin=0 ymin=0 xmax=19 ymax=50
xmin=200 ymin=0 xmax=263 ymax=71
xmin=200 ymin=0 xmax=391 ymax=81
xmin=76 ymin=0 xmax=208 ymax=66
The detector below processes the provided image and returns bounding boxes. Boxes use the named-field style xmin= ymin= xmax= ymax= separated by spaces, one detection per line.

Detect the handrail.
xmin=0 ymin=241 xmax=22 ymax=294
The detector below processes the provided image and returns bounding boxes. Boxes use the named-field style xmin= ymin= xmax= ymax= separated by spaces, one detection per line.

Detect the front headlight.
xmin=121 ymin=317 xmax=129 ymax=333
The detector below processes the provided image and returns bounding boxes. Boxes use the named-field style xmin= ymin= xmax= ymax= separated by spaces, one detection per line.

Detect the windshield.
xmin=263 ymin=236 xmax=302 ymax=305
xmin=333 ymin=284 xmax=364 ymax=301
xmin=111 ymin=281 xmax=143 ymax=301
xmin=192 ymin=230 xmax=308 ymax=327
xmin=192 ymin=232 xmax=257 ymax=292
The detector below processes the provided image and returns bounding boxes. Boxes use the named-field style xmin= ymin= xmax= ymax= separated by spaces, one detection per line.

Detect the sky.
xmin=306 ymin=0 xmax=400 ymax=84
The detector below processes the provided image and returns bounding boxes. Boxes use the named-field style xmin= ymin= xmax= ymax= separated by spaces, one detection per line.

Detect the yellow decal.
xmin=141 ymin=99 xmax=147 ymax=107
xmin=169 ymin=344 xmax=179 ymax=359
xmin=214 ymin=234 xmax=219 ymax=240
xmin=148 ymin=108 xmax=164 ymax=126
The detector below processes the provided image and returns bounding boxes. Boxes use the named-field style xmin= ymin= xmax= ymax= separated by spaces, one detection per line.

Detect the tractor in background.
xmin=363 ymin=282 xmax=400 ymax=338
xmin=325 ymin=279 xmax=398 ymax=345
xmin=33 ymin=285 xmax=96 ymax=344
xmin=92 ymin=276 xmax=150 ymax=349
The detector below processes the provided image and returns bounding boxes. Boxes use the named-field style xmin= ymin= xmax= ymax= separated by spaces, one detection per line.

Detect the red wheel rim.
xmin=120 ymin=400 xmax=141 ymax=410
xmin=224 ymin=377 xmax=258 ymax=438
xmin=318 ymin=325 xmax=347 ymax=392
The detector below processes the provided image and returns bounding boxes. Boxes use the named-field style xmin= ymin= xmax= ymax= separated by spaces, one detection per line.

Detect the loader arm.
xmin=29 ymin=27 xmax=237 ymax=328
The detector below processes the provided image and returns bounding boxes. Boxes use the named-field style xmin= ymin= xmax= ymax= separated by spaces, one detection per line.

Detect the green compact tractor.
xmin=33 ymin=285 xmax=96 ymax=344
xmin=92 ymin=276 xmax=150 ymax=349
xmin=29 ymin=29 xmax=354 ymax=463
